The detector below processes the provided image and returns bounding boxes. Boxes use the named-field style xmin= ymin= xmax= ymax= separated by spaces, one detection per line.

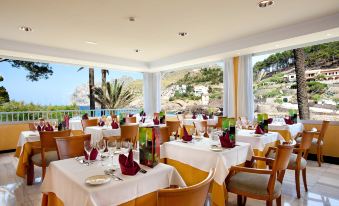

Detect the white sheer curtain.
xmin=223 ymin=58 xmax=235 ymax=117
xmin=143 ymin=72 xmax=161 ymax=115
xmin=237 ymin=55 xmax=254 ymax=121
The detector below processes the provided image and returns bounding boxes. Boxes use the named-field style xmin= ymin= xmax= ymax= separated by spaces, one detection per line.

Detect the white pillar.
xmin=223 ymin=58 xmax=235 ymax=117
xmin=143 ymin=72 xmax=161 ymax=115
xmin=237 ymin=55 xmax=254 ymax=120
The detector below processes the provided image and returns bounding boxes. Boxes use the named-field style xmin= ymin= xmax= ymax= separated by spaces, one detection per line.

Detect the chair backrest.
xmin=81 ymin=119 xmax=98 ymax=130
xmin=319 ymin=120 xmax=330 ymax=141
xmin=125 ymin=116 xmax=137 ymax=123
xmin=55 ymin=134 xmax=91 ymax=160
xmin=157 ymin=168 xmax=215 ymax=206
xmin=194 ymin=121 xmax=207 ymax=134
xmin=40 ymin=130 xmax=72 ymax=151
xmin=215 ymin=116 xmax=224 ymax=129
xmin=159 ymin=126 xmax=170 ymax=144
xmin=121 ymin=124 xmax=139 ymax=146
xmin=154 ymin=113 xmax=159 ymax=118
xmin=299 ymin=131 xmax=315 ymax=151
xmin=111 ymin=114 xmax=118 ymax=122
xmin=166 ymin=120 xmax=181 ymax=135
xmin=28 ymin=123 xmax=37 ymax=131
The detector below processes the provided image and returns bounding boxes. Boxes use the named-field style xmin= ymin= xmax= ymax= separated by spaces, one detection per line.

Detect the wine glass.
xmin=84 ymin=140 xmax=93 ymax=164
xmin=52 ymin=120 xmax=57 ymax=130
xmin=96 ymin=139 xmax=106 ymax=160
xmin=121 ymin=141 xmax=131 ymax=155
xmin=34 ymin=121 xmax=39 ymax=130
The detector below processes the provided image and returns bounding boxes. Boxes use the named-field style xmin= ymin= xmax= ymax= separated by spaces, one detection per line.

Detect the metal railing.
xmin=0 ymin=108 xmax=141 ymax=124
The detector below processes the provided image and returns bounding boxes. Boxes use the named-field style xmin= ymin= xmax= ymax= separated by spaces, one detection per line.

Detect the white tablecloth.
xmin=268 ymin=123 xmax=304 ymax=138
xmin=69 ymin=119 xmax=83 ymax=130
xmin=41 ymin=158 xmax=185 ymax=206
xmin=236 ymin=129 xmax=284 ymax=151
xmin=183 ymin=118 xmax=218 ymax=126
xmin=84 ymin=126 xmax=121 ymax=143
xmin=161 ymin=139 xmax=253 ymax=184
xmin=17 ymin=131 xmax=40 ymax=147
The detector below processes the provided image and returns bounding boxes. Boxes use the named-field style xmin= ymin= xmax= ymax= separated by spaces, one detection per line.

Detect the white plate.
xmin=253 ymin=134 xmax=262 ymax=137
xmin=209 ymin=145 xmax=223 ymax=152
xmin=85 ymin=175 xmax=111 ymax=185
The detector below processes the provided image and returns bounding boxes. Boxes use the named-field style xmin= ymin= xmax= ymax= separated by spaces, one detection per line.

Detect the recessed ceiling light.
xmin=275 ymin=44 xmax=280 ymax=47
xmin=135 ymin=49 xmax=141 ymax=53
xmin=129 ymin=17 xmax=136 ymax=22
xmin=258 ymin=0 xmax=274 ymax=8
xmin=85 ymin=41 xmax=97 ymax=45
xmin=326 ymin=33 xmax=332 ymax=36
xmin=178 ymin=32 xmax=188 ymax=37
xmin=19 ymin=26 xmax=32 ymax=32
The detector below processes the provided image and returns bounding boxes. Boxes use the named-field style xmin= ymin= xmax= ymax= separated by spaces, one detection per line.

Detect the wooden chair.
xmin=267 ymin=131 xmax=314 ymax=198
xmin=166 ymin=120 xmax=181 ymax=138
xmin=157 ymin=168 xmax=215 ymax=206
xmin=28 ymin=123 xmax=37 ymax=131
xmin=55 ymin=134 xmax=91 ymax=160
xmin=159 ymin=126 xmax=170 ymax=144
xmin=29 ymin=130 xmax=71 ymax=183
xmin=81 ymin=119 xmax=98 ymax=130
xmin=120 ymin=124 xmax=139 ymax=148
xmin=215 ymin=116 xmax=224 ymax=129
xmin=226 ymin=144 xmax=293 ymax=206
xmin=193 ymin=121 xmax=208 ymax=137
xmin=125 ymin=116 xmax=137 ymax=123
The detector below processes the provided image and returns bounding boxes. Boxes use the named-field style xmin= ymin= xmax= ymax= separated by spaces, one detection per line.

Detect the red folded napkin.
xmin=64 ymin=115 xmax=70 ymax=129
xmin=219 ymin=131 xmax=234 ymax=148
xmin=267 ymin=118 xmax=273 ymax=124
xmin=140 ymin=117 xmax=146 ymax=123
xmin=82 ymin=113 xmax=89 ymax=120
xmin=98 ymin=120 xmax=105 ymax=127
xmin=111 ymin=121 xmax=119 ymax=129
xmin=192 ymin=113 xmax=196 ymax=119
xmin=37 ymin=125 xmax=45 ymax=132
xmin=202 ymin=114 xmax=208 ymax=120
xmin=153 ymin=117 xmax=160 ymax=125
xmin=284 ymin=118 xmax=293 ymax=125
xmin=44 ymin=123 xmax=54 ymax=131
xmin=255 ymin=125 xmax=265 ymax=134
xmin=182 ymin=126 xmax=193 ymax=141
xmin=119 ymin=150 xmax=140 ymax=176
xmin=84 ymin=148 xmax=98 ymax=160
xmin=129 ymin=113 xmax=134 ymax=117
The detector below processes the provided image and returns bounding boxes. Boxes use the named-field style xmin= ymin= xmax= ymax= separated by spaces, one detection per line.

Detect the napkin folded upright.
xmin=111 ymin=121 xmax=119 ymax=129
xmin=119 ymin=150 xmax=140 ymax=176
xmin=219 ymin=131 xmax=234 ymax=148
xmin=192 ymin=113 xmax=197 ymax=119
xmin=44 ymin=123 xmax=54 ymax=131
xmin=129 ymin=113 xmax=134 ymax=117
xmin=140 ymin=117 xmax=146 ymax=123
xmin=268 ymin=118 xmax=273 ymax=124
xmin=64 ymin=114 xmax=70 ymax=129
xmin=284 ymin=118 xmax=294 ymax=125
xmin=153 ymin=117 xmax=160 ymax=125
xmin=98 ymin=120 xmax=105 ymax=127
xmin=182 ymin=126 xmax=193 ymax=141
xmin=37 ymin=125 xmax=45 ymax=132
xmin=84 ymin=148 xmax=98 ymax=160
xmin=255 ymin=125 xmax=265 ymax=134
xmin=82 ymin=113 xmax=89 ymax=120
xmin=202 ymin=114 xmax=208 ymax=120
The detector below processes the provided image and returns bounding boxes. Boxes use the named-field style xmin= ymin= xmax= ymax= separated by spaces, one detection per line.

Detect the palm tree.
xmin=93 ymin=79 xmax=134 ymax=109
xmin=78 ymin=67 xmax=95 ymax=111
xmin=293 ymin=48 xmax=310 ymax=119
xmin=101 ymin=69 xmax=109 ymax=109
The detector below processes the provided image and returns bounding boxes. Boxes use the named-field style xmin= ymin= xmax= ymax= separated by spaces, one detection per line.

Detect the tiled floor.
xmin=1 ymin=152 xmax=339 ymax=206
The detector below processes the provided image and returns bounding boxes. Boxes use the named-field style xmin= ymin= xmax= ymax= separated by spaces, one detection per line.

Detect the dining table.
xmin=40 ymin=153 xmax=186 ymax=206
xmin=268 ymin=122 xmax=304 ymax=141
xmin=84 ymin=125 xmax=122 ymax=143
xmin=182 ymin=117 xmax=218 ymax=127
xmin=160 ymin=137 xmax=253 ymax=206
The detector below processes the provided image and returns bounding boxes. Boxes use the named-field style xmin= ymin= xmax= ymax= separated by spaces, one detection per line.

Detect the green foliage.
xmin=176 ymin=67 xmax=223 ymax=86
xmin=307 ymin=81 xmax=328 ymax=94
xmin=274 ymin=98 xmax=283 ymax=104
xmin=0 ymin=75 xmax=9 ymax=104
xmin=310 ymin=94 xmax=321 ymax=103
xmin=0 ymin=101 xmax=78 ymax=112
xmin=262 ymin=89 xmax=281 ymax=98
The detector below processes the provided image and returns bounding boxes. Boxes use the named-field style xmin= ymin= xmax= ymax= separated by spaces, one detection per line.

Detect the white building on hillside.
xmin=174 ymin=85 xmax=187 ymax=94
xmin=194 ymin=85 xmax=208 ymax=96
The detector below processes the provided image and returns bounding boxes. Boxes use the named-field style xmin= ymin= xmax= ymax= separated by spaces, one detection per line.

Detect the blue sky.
xmin=0 ymin=61 xmax=142 ymax=105
xmin=0 ymin=54 xmax=269 ymax=106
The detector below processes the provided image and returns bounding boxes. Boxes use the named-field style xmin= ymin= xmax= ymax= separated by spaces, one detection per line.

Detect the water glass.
xmin=84 ymin=140 xmax=93 ymax=164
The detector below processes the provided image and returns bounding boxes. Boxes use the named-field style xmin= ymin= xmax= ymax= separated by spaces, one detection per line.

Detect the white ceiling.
xmin=0 ymin=0 xmax=338 ymax=72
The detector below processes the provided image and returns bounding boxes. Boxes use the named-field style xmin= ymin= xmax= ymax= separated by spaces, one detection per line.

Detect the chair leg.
xmin=302 ymin=168 xmax=308 ymax=192
xmin=237 ymin=195 xmax=242 ymax=206
xmin=276 ymin=195 xmax=282 ymax=206
xmin=266 ymin=200 xmax=272 ymax=206
xmin=42 ymin=166 xmax=46 ymax=181
xmin=320 ymin=146 xmax=324 ymax=162
xmin=243 ymin=196 xmax=247 ymax=206
xmin=317 ymin=146 xmax=321 ymax=167
xmin=295 ymin=169 xmax=301 ymax=198
xmin=26 ymin=159 xmax=34 ymax=185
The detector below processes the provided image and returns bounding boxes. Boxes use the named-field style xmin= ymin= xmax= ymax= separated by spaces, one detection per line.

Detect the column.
xmin=143 ymin=72 xmax=161 ymax=115
xmin=222 ymin=58 xmax=235 ymax=117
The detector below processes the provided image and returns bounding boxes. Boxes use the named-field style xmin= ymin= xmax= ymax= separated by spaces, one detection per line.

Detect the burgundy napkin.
xmin=111 ymin=121 xmax=119 ymax=129
xmin=182 ymin=126 xmax=193 ymax=141
xmin=64 ymin=115 xmax=70 ymax=129
xmin=192 ymin=113 xmax=196 ymax=119
xmin=82 ymin=113 xmax=89 ymax=120
xmin=268 ymin=118 xmax=273 ymax=124
xmin=153 ymin=117 xmax=160 ymax=125
xmin=284 ymin=118 xmax=293 ymax=125
xmin=255 ymin=125 xmax=265 ymax=134
xmin=119 ymin=150 xmax=140 ymax=176
xmin=219 ymin=131 xmax=234 ymax=148
xmin=140 ymin=117 xmax=146 ymax=123
xmin=98 ymin=120 xmax=105 ymax=127
xmin=129 ymin=113 xmax=134 ymax=117
xmin=202 ymin=114 xmax=208 ymax=120
xmin=44 ymin=123 xmax=54 ymax=131
xmin=84 ymin=148 xmax=98 ymax=160
xmin=37 ymin=125 xmax=45 ymax=132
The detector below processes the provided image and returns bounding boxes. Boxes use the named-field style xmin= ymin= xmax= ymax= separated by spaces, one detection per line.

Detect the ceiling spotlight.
xmin=85 ymin=41 xmax=97 ymax=45
xmin=19 ymin=26 xmax=32 ymax=32
xmin=178 ymin=32 xmax=188 ymax=37
xmin=129 ymin=17 xmax=136 ymax=22
xmin=135 ymin=49 xmax=141 ymax=53
xmin=258 ymin=0 xmax=274 ymax=8
xmin=326 ymin=33 xmax=332 ymax=36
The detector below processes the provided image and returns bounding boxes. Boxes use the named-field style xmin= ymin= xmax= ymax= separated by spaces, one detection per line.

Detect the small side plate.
xmin=85 ymin=175 xmax=111 ymax=185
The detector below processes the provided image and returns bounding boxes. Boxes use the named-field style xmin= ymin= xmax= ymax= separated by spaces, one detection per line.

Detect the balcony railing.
xmin=0 ymin=108 xmax=141 ymax=124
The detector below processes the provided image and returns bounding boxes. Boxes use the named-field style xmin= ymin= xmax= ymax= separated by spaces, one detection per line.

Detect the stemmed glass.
xmin=84 ymin=140 xmax=93 ymax=164
xmin=199 ymin=128 xmax=205 ymax=138
xmin=121 ymin=141 xmax=131 ymax=155
xmin=34 ymin=121 xmax=39 ymax=130
xmin=107 ymin=140 xmax=117 ymax=167
xmin=207 ymin=127 xmax=213 ymax=139
xmin=96 ymin=139 xmax=106 ymax=163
